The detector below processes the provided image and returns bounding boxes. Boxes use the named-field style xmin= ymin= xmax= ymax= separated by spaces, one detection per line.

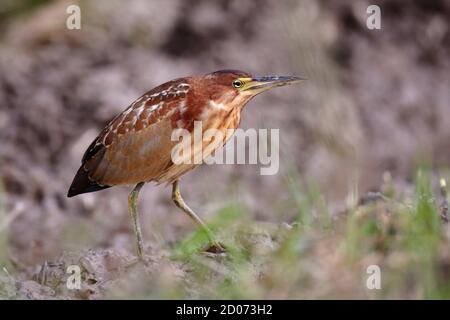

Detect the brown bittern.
xmin=68 ymin=70 xmax=304 ymax=258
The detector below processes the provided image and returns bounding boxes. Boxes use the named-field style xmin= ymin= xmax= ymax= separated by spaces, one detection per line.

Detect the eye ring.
xmin=232 ymin=79 xmax=243 ymax=88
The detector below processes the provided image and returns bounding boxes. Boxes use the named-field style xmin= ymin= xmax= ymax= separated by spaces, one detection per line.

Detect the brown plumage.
xmin=68 ymin=70 xmax=251 ymax=196
xmin=67 ymin=70 xmax=305 ymax=258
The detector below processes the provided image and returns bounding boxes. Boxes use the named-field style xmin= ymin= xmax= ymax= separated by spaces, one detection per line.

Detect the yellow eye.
xmin=232 ymin=79 xmax=243 ymax=88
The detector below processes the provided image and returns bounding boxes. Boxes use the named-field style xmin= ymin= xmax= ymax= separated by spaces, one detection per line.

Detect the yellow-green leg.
xmin=128 ymin=182 xmax=145 ymax=259
xmin=172 ymin=180 xmax=224 ymax=252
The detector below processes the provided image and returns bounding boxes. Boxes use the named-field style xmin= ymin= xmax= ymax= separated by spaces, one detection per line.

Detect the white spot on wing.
xmin=134 ymin=105 xmax=145 ymax=117
xmin=178 ymin=100 xmax=187 ymax=114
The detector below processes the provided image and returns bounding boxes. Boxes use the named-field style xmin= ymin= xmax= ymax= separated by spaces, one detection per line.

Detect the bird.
xmin=67 ymin=70 xmax=305 ymax=259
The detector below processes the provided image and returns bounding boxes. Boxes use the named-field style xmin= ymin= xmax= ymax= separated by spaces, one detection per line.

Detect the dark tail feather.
xmin=67 ymin=166 xmax=110 ymax=197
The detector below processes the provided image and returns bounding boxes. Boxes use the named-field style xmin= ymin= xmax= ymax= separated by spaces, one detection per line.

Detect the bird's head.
xmin=200 ymin=69 xmax=306 ymax=108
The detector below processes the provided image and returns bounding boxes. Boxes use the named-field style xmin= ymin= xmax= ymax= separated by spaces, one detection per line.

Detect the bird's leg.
xmin=128 ymin=182 xmax=145 ymax=259
xmin=172 ymin=180 xmax=224 ymax=252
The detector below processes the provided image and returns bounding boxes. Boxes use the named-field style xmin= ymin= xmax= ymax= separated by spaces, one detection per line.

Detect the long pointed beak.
xmin=243 ymin=75 xmax=307 ymax=93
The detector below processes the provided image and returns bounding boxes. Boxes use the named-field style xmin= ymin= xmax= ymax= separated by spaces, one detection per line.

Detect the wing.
xmin=67 ymin=78 xmax=192 ymax=197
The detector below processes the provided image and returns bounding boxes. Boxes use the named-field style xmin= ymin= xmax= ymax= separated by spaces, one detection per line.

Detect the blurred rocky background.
xmin=0 ymin=0 xmax=449 ymax=299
